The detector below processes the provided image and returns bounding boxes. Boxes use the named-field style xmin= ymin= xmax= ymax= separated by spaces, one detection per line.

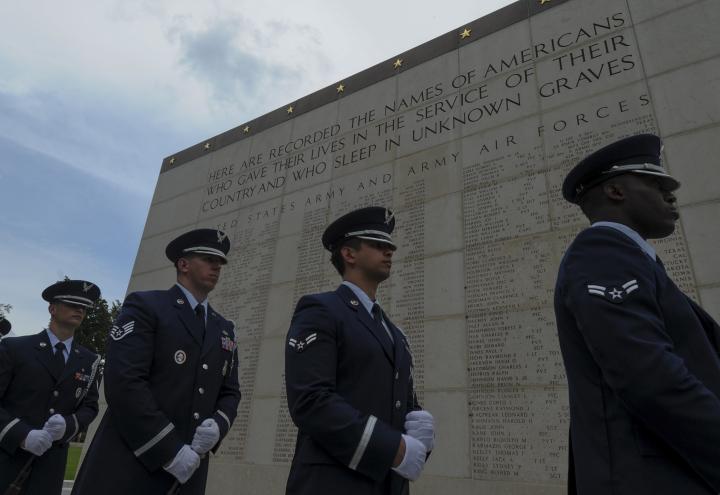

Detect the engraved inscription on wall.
xmin=130 ymin=1 xmax=718 ymax=492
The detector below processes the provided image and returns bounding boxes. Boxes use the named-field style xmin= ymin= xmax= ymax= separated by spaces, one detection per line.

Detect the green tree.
xmin=0 ymin=304 xmax=11 ymax=319
xmin=74 ymin=298 xmax=121 ymax=357
xmin=110 ymin=299 xmax=121 ymax=321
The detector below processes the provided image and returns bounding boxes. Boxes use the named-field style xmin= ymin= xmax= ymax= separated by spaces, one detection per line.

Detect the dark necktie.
xmin=371 ymin=303 xmax=394 ymax=345
xmin=52 ymin=342 xmax=66 ymax=377
xmin=195 ymin=304 xmax=206 ymax=333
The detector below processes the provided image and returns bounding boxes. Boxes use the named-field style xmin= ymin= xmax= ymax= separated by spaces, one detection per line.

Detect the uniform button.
xmin=53 ymin=390 xmax=59 ymax=397
xmin=198 ymin=388 xmax=205 ymax=394
xmin=395 ymin=401 xmax=401 ymax=409
xmin=49 ymin=408 xmax=55 ymax=414
xmin=193 ymin=412 xmax=200 ymax=420
xmin=202 ymin=364 xmax=209 ymax=370
xmin=395 ymin=371 xmax=399 ymax=380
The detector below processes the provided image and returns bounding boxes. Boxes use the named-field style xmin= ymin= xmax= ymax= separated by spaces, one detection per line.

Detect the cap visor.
xmin=182 ymin=248 xmax=228 ymax=263
xmin=631 ymin=170 xmax=680 ymax=191
xmin=356 ymin=236 xmax=397 ymax=250
xmin=57 ymin=299 xmax=93 ymax=309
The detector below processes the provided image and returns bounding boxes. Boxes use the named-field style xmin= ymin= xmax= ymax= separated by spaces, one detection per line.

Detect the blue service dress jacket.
xmin=71 ymin=285 xmax=241 ymax=495
xmin=555 ymin=225 xmax=720 ymax=494
xmin=0 ymin=331 xmax=101 ymax=495
xmin=285 ymin=284 xmax=421 ymax=495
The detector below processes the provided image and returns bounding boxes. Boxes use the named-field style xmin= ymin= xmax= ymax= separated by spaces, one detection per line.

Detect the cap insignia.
xmin=217 ymin=230 xmax=227 ymax=243
xmin=384 ymin=209 xmax=394 ymax=225
xmin=82 ymin=282 xmax=94 ymax=293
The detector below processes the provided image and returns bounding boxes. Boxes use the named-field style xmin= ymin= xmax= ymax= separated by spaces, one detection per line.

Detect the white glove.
xmin=404 ymin=410 xmax=435 ymax=451
xmin=163 ymin=445 xmax=201 ymax=484
xmin=391 ymin=434 xmax=427 ymax=481
xmin=43 ymin=414 xmax=66 ymax=441
xmin=191 ymin=418 xmax=220 ymax=455
xmin=21 ymin=429 xmax=53 ymax=456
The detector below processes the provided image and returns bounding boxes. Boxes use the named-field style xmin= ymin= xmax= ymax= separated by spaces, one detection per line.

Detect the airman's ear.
xmin=340 ymin=244 xmax=358 ymax=268
xmin=177 ymin=257 xmax=191 ymax=274
xmin=602 ymin=180 xmax=626 ymax=202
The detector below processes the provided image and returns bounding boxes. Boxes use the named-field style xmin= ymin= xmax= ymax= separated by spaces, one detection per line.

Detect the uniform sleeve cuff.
xmin=351 ymin=416 xmax=401 ymax=481
xmin=0 ymin=418 xmax=32 ymax=455
xmin=213 ymin=410 xmax=232 ymax=437
xmin=133 ymin=423 xmax=184 ymax=471
xmin=61 ymin=414 xmax=80 ymax=443
xmin=211 ymin=411 xmax=233 ymax=454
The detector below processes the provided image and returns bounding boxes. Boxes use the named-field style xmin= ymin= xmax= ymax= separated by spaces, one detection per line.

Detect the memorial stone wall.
xmin=121 ymin=0 xmax=720 ymax=492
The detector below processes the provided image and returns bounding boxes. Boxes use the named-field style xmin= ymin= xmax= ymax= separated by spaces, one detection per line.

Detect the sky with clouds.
xmin=0 ymin=0 xmax=515 ymax=336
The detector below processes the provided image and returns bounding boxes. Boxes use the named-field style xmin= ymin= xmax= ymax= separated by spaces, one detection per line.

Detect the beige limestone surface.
xmin=87 ymin=0 xmax=720 ymax=493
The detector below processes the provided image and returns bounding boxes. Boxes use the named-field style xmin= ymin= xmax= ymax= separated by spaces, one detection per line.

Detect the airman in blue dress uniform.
xmin=0 ymin=280 xmax=102 ymax=494
xmin=555 ymin=134 xmax=720 ymax=494
xmin=72 ymin=229 xmax=241 ymax=495
xmin=285 ymin=206 xmax=435 ymax=495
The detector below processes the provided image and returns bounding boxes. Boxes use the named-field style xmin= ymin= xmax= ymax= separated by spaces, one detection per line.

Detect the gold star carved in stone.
xmin=336 ymin=83 xmax=345 ymax=93
xmin=393 ymin=58 xmax=403 ymax=69
xmin=203 ymin=142 xmax=211 ymax=150
xmin=460 ymin=28 xmax=471 ymax=39
xmin=287 ymin=105 xmax=294 ymax=114
xmin=243 ymin=126 xmax=250 ymax=133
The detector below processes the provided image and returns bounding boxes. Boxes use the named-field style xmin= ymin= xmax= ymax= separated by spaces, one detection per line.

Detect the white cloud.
xmin=0 ymin=0 xmax=516 ymax=335
xmin=0 ymin=0 xmax=516 ymax=130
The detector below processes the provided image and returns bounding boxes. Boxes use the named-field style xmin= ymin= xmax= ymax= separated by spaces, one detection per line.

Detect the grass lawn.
xmin=64 ymin=444 xmax=82 ymax=480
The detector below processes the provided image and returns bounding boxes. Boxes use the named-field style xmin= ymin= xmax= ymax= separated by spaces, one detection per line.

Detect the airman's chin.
xmin=648 ymin=222 xmax=676 ymax=240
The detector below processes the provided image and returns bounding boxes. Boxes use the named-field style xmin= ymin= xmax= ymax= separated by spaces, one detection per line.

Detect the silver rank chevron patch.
xmin=110 ymin=321 xmax=135 ymax=341
xmin=288 ymin=332 xmax=318 ymax=353
xmin=587 ymin=280 xmax=639 ymax=304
